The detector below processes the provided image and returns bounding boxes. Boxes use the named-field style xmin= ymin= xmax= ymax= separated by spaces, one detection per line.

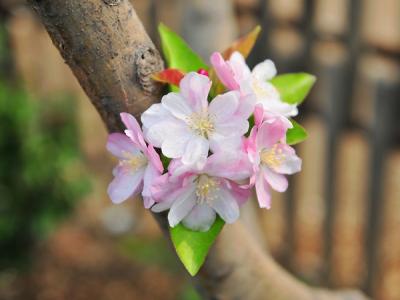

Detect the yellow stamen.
xmin=121 ymin=151 xmax=147 ymax=170
xmin=195 ymin=175 xmax=219 ymax=205
xmin=260 ymin=144 xmax=285 ymax=168
xmin=187 ymin=112 xmax=215 ymax=138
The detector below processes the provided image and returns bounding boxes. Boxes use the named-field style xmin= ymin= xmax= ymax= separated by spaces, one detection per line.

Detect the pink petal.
xmin=262 ymin=166 xmax=288 ymax=192
xmin=229 ymin=180 xmax=251 ymax=206
xmin=208 ymin=91 xmax=239 ymax=122
xmin=106 ymin=133 xmax=138 ymax=159
xmin=107 ymin=167 xmax=145 ymax=204
xmin=210 ymin=188 xmax=240 ymax=224
xmin=236 ymin=93 xmax=256 ymax=120
xmin=120 ymin=113 xmax=147 ymax=151
xmin=210 ymin=52 xmax=239 ymax=90
xmin=253 ymin=104 xmax=264 ymax=127
xmin=256 ymin=118 xmax=287 ymax=149
xmin=229 ymin=51 xmax=252 ymax=82
xmin=272 ymin=144 xmax=302 ymax=175
xmin=168 ymin=185 xmax=197 ymax=227
xmin=205 ymin=151 xmax=252 ymax=181
xmin=142 ymin=164 xmax=162 ymax=208
xmin=146 ymin=145 xmax=163 ymax=173
xmin=179 ymin=72 xmax=211 ymax=112
xmin=182 ymin=204 xmax=216 ymax=232
xmin=255 ymin=173 xmax=271 ymax=209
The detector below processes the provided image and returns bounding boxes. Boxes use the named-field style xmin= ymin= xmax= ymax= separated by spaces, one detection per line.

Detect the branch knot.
xmin=135 ymin=46 xmax=164 ymax=95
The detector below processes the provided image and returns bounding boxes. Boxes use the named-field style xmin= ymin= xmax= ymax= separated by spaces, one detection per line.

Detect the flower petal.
xmin=259 ymin=97 xmax=298 ymax=118
xmin=214 ymin=116 xmax=249 ymax=137
xmin=107 ymin=167 xmax=145 ymax=204
xmin=256 ymin=118 xmax=287 ymax=149
xmin=162 ymin=92 xmax=193 ymax=121
xmin=142 ymin=164 xmax=161 ymax=208
xmin=208 ymin=91 xmax=239 ymax=122
xmin=262 ymin=166 xmax=288 ymax=192
xmin=211 ymin=188 xmax=240 ymax=224
xmin=120 ymin=113 xmax=147 ymax=151
xmin=236 ymin=93 xmax=256 ymax=119
xmin=229 ymin=51 xmax=252 ymax=83
xmin=251 ymin=59 xmax=277 ymax=81
xmin=182 ymin=136 xmax=209 ymax=168
xmin=146 ymin=145 xmax=164 ymax=173
xmin=107 ymin=133 xmax=139 ymax=159
xmin=179 ymin=72 xmax=211 ymax=112
xmin=273 ymin=144 xmax=302 ymax=174
xmin=145 ymin=119 xmax=188 ymax=149
xmin=210 ymin=52 xmax=239 ymax=90
xmin=209 ymin=133 xmax=242 ymax=154
xmin=141 ymin=103 xmax=172 ymax=131
xmin=182 ymin=204 xmax=216 ymax=232
xmin=161 ymin=127 xmax=193 ymax=159
xmin=205 ymin=151 xmax=252 ymax=181
xmin=168 ymin=185 xmax=197 ymax=227
xmin=255 ymin=173 xmax=271 ymax=209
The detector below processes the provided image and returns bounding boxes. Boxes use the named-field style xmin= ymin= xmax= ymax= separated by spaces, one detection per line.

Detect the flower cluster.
xmin=107 ymin=51 xmax=301 ymax=232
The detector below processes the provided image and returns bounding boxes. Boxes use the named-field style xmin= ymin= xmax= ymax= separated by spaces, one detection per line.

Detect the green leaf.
xmin=158 ymin=23 xmax=208 ymax=72
xmin=286 ymin=119 xmax=308 ymax=145
xmin=269 ymin=73 xmax=316 ymax=105
xmin=170 ymin=217 xmax=225 ymax=276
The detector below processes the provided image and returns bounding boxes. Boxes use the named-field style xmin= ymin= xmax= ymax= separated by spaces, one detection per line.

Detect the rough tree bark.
xmin=26 ymin=0 xmax=368 ymax=299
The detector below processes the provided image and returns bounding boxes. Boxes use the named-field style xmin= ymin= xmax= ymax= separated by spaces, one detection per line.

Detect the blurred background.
xmin=0 ymin=0 xmax=399 ymax=299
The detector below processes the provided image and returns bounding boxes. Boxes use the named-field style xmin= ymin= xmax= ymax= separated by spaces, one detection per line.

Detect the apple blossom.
xmin=151 ymin=153 xmax=252 ymax=231
xmin=141 ymin=72 xmax=252 ymax=168
xmin=245 ymin=108 xmax=301 ymax=209
xmin=210 ymin=51 xmax=298 ymax=118
xmin=107 ymin=113 xmax=163 ymax=208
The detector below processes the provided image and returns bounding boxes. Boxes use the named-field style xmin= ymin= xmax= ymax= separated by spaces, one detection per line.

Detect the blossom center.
xmin=122 ymin=152 xmax=148 ymax=170
xmin=260 ymin=144 xmax=285 ymax=168
xmin=195 ymin=175 xmax=219 ymax=205
xmin=187 ymin=112 xmax=215 ymax=138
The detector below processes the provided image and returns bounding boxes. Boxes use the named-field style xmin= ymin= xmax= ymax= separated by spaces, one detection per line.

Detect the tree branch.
xmin=27 ymin=1 xmax=368 ymax=299
xmin=27 ymin=0 xmax=164 ymax=132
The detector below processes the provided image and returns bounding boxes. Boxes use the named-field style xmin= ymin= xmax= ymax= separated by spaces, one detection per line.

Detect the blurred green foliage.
xmin=0 ymin=81 xmax=89 ymax=269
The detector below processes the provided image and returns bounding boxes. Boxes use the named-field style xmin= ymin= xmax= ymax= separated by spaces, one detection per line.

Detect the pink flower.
xmin=151 ymin=153 xmax=252 ymax=231
xmin=141 ymin=72 xmax=252 ymax=168
xmin=210 ymin=51 xmax=298 ymax=118
xmin=107 ymin=113 xmax=163 ymax=208
xmin=245 ymin=109 xmax=301 ymax=209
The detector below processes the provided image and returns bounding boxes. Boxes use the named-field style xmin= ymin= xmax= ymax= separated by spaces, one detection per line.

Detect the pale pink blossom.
xmin=151 ymin=153 xmax=252 ymax=231
xmin=141 ymin=72 xmax=252 ymax=168
xmin=210 ymin=51 xmax=298 ymax=118
xmin=107 ymin=113 xmax=163 ymax=208
xmin=244 ymin=107 xmax=301 ymax=209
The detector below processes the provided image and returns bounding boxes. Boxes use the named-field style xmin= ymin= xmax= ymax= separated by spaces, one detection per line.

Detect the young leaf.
xmin=158 ymin=23 xmax=208 ymax=72
xmin=170 ymin=217 xmax=225 ymax=276
xmin=222 ymin=25 xmax=261 ymax=59
xmin=152 ymin=68 xmax=185 ymax=87
xmin=269 ymin=73 xmax=316 ymax=105
xmin=286 ymin=119 xmax=308 ymax=145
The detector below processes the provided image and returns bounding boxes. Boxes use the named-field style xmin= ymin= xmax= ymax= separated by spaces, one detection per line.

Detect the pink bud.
xmin=197 ymin=68 xmax=209 ymax=77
